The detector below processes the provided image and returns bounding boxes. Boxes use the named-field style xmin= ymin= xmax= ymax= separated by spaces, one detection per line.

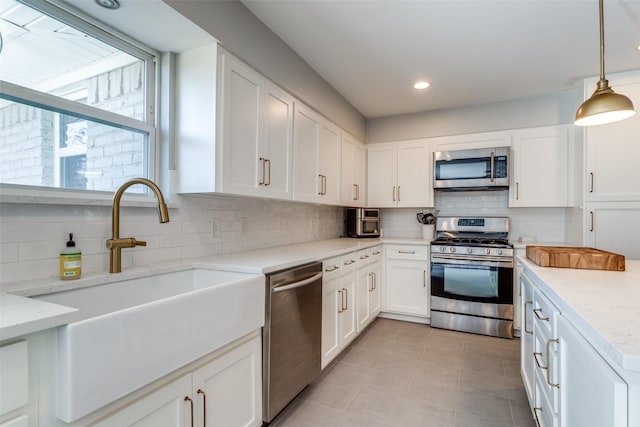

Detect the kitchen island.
xmin=519 ymin=256 xmax=640 ymax=427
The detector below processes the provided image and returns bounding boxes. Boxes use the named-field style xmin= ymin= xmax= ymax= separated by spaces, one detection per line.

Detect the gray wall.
xmin=164 ymin=0 xmax=366 ymax=141
xmin=366 ymin=91 xmax=580 ymax=143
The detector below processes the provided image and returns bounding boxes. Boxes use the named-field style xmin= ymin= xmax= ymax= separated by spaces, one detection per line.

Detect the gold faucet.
xmin=106 ymin=178 xmax=170 ymax=273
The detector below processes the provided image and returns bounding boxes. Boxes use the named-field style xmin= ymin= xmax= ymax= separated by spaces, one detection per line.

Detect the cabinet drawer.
xmin=534 ymin=376 xmax=559 ymax=427
xmin=533 ymin=329 xmax=560 ymax=410
xmin=533 ymin=290 xmax=559 ymax=338
xmin=356 ymin=248 xmax=372 ymax=266
xmin=370 ymin=246 xmax=383 ymax=263
xmin=385 ymin=245 xmax=429 ymax=261
xmin=323 ymin=256 xmax=342 ymax=281
xmin=341 ymin=252 xmax=359 ymax=274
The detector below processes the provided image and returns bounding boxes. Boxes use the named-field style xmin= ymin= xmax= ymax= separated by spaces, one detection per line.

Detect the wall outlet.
xmin=210 ymin=218 xmax=220 ymax=238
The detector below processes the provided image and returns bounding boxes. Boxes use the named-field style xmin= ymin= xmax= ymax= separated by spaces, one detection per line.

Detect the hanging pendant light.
xmin=575 ymin=0 xmax=636 ymax=126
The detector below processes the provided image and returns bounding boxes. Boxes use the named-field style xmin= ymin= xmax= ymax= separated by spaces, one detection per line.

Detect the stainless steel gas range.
xmin=430 ymin=216 xmax=514 ymax=339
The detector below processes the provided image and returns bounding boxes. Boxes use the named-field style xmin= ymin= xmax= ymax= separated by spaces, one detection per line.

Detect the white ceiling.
xmin=241 ymin=0 xmax=640 ymax=118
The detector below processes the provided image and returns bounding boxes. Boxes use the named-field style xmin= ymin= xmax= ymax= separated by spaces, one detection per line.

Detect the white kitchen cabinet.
xmin=0 ymin=340 xmax=33 ymax=427
xmin=383 ymin=245 xmax=430 ymax=318
xmin=430 ymin=130 xmax=511 ymax=152
xmin=520 ymin=267 xmax=534 ymax=405
xmin=584 ymin=74 xmax=640 ymax=203
xmin=558 ymin=316 xmax=627 ymax=427
xmin=341 ymin=134 xmax=366 ymax=206
xmin=292 ymin=104 xmax=341 ymax=205
xmin=510 ymin=125 xmax=573 ymax=207
xmin=218 ymin=52 xmax=293 ymax=200
xmin=584 ymin=204 xmax=640 ymax=259
xmin=321 ymin=257 xmax=357 ymax=369
xmin=355 ymin=246 xmax=382 ymax=332
xmin=367 ymin=139 xmax=432 ymax=208
xmin=93 ymin=334 xmax=262 ymax=427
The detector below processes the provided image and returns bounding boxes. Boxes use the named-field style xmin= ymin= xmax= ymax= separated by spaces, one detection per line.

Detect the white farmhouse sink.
xmin=34 ymin=268 xmax=265 ymax=423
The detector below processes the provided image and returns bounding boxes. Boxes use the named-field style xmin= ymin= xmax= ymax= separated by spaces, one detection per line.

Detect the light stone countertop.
xmin=518 ymin=256 xmax=640 ymax=372
xmin=0 ymin=237 xmax=430 ymax=340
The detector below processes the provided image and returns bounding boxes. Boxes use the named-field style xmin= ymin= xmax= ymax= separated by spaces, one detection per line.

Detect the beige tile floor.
xmin=271 ymin=318 xmax=536 ymax=427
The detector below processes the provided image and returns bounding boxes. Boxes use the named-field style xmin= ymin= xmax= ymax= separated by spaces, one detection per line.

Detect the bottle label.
xmin=60 ymin=254 xmax=81 ymax=280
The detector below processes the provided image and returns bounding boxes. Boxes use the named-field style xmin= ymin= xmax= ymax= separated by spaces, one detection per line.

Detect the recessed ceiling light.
xmin=95 ymin=0 xmax=120 ymax=10
xmin=414 ymin=81 xmax=430 ymax=90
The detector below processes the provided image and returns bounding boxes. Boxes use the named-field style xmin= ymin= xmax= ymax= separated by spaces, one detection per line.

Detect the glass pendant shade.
xmin=575 ymin=79 xmax=637 ymax=126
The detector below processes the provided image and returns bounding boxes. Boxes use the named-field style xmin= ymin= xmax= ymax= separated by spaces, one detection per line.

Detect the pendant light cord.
xmin=598 ymin=0 xmax=605 ymax=81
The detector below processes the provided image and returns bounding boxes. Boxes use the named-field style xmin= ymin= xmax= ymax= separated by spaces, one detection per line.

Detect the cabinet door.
xmin=585 ymin=79 xmax=640 ymax=202
xmin=367 ymin=143 xmax=396 ymax=207
xmin=93 ymin=375 xmax=192 ymax=427
xmin=520 ymin=265 xmax=535 ymax=405
xmin=396 ymin=140 xmax=430 ymax=208
xmin=261 ymin=83 xmax=293 ymax=200
xmin=369 ymin=261 xmax=382 ymax=318
xmin=219 ymin=54 xmax=261 ymax=197
xmin=318 ymin=122 xmax=342 ymax=205
xmin=385 ymin=260 xmax=429 ymax=316
xmin=558 ymin=316 xmax=627 ymax=427
xmin=321 ymin=276 xmax=342 ymax=369
xmin=510 ymin=126 xmax=570 ymax=207
xmin=340 ymin=272 xmax=358 ymax=347
xmin=292 ymin=103 xmax=321 ymax=203
xmin=352 ymin=141 xmax=366 ymax=206
xmin=341 ymin=135 xmax=365 ymax=206
xmin=585 ymin=206 xmax=640 ymax=259
xmin=192 ymin=336 xmax=262 ymax=427
xmin=356 ymin=267 xmax=372 ymax=332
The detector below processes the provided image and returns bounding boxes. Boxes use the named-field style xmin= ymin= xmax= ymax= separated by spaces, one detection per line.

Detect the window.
xmin=0 ymin=0 xmax=157 ymax=194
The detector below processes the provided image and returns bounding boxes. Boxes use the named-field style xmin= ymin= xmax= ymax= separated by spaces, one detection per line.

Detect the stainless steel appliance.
xmin=263 ymin=262 xmax=323 ymax=423
xmin=345 ymin=208 xmax=381 ymax=238
xmin=433 ymin=147 xmax=509 ymax=191
xmin=430 ymin=216 xmax=514 ymax=338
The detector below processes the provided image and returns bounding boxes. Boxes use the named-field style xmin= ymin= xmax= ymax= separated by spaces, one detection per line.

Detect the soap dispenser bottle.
xmin=60 ymin=233 xmax=81 ymax=280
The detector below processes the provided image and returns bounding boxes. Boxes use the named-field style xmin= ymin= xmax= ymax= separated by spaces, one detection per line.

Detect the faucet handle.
xmin=134 ymin=239 xmax=147 ymax=247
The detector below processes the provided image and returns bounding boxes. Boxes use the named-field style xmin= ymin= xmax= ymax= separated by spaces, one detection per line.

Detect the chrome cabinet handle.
xmin=398 ymin=250 xmax=416 ymax=254
xmin=590 ymin=172 xmax=594 ymax=193
xmin=338 ymin=290 xmax=343 ymax=313
xmin=533 ymin=351 xmax=547 ymax=370
xmin=397 ymin=186 xmax=400 ymax=201
xmin=524 ymin=301 xmax=533 ymax=334
xmin=184 ymin=396 xmax=194 ymax=427
xmin=325 ymin=265 xmax=339 ymax=272
xmin=533 ymin=308 xmax=549 ymax=321
xmin=423 ymin=270 xmax=426 ymax=288
xmin=368 ymin=272 xmax=374 ymax=292
xmin=372 ymin=272 xmax=376 ymax=290
xmin=258 ymin=157 xmax=266 ymax=186
xmin=546 ymin=339 xmax=560 ymax=388
xmin=342 ymin=288 xmax=348 ymax=311
xmin=533 ymin=407 xmax=543 ymax=427
xmin=343 ymin=259 xmax=356 ymax=266
xmin=323 ymin=175 xmax=327 ymax=195
xmin=590 ymin=211 xmax=594 ymax=232
xmin=318 ymin=174 xmax=324 ymax=195
xmin=360 ymin=254 xmax=369 ymax=260
xmin=372 ymin=251 xmax=380 ymax=255
xmin=392 ymin=186 xmax=396 ymax=201
xmin=516 ymin=182 xmax=519 ymax=200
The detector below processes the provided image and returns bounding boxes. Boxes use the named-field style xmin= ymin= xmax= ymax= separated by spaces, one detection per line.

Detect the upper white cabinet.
xmin=584 ymin=205 xmax=640 ymax=259
xmin=510 ymin=125 xmax=573 ymax=207
xmin=341 ymin=134 xmax=366 ymax=206
xmin=217 ymin=52 xmax=293 ymax=200
xmin=584 ymin=75 xmax=640 ymax=202
xmin=292 ymin=103 xmax=341 ymax=205
xmin=430 ymin=130 xmax=511 ymax=152
xmin=367 ymin=139 xmax=432 ymax=208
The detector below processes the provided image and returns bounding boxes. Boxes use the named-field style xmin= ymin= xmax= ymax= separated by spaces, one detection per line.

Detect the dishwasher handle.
xmin=272 ymin=272 xmax=323 ymax=294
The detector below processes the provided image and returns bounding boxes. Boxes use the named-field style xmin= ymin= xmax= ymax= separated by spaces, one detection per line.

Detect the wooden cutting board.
xmin=526 ymin=246 xmax=625 ymax=271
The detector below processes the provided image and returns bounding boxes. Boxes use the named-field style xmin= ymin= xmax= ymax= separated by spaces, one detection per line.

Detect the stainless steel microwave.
xmin=345 ymin=208 xmax=380 ymax=238
xmin=433 ymin=147 xmax=509 ymax=191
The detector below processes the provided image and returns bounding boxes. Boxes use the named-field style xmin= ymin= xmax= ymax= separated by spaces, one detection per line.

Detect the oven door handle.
xmin=431 ymin=255 xmax=513 ymax=268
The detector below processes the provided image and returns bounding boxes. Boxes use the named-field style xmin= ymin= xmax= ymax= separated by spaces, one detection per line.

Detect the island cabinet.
xmin=292 ymin=103 xmax=341 ymax=205
xmin=0 ymin=340 xmax=33 ymax=427
xmin=91 ymin=333 xmax=262 ymax=427
xmin=520 ymin=267 xmax=631 ymax=427
xmin=509 ymin=125 xmax=573 ymax=208
xmin=367 ymin=139 xmax=432 ymax=208
xmin=382 ymin=244 xmax=430 ymax=322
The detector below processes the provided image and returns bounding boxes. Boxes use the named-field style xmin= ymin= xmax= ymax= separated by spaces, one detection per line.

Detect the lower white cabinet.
xmin=383 ymin=245 xmax=430 ymax=318
xmin=93 ymin=334 xmax=262 ymax=427
xmin=356 ymin=247 xmax=382 ymax=332
xmin=558 ymin=316 xmax=627 ymax=427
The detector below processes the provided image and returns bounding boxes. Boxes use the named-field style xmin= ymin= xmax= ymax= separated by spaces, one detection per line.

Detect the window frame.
xmin=0 ymin=0 xmax=163 ymax=205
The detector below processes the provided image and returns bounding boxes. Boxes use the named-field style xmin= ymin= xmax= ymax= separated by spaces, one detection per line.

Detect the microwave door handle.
xmin=490 ymin=151 xmax=495 ymax=183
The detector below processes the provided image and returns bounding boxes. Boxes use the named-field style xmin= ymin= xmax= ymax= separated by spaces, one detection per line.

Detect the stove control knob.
xmin=440 ymin=247 xmax=446 ymax=253
xmin=467 ymin=248 xmax=473 ymax=254
xmin=497 ymin=249 xmax=503 ymax=255
xmin=485 ymin=248 xmax=491 ymax=255
xmin=449 ymin=247 xmax=456 ymax=253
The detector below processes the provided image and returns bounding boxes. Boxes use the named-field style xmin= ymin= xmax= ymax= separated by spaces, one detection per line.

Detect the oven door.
xmin=430 ymin=258 xmax=513 ymax=305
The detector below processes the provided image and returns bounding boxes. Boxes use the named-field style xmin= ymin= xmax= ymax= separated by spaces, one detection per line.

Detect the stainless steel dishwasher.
xmin=263 ymin=262 xmax=322 ymax=423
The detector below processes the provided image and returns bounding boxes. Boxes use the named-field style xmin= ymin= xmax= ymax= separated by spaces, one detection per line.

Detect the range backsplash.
xmin=381 ymin=190 xmax=572 ymax=243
